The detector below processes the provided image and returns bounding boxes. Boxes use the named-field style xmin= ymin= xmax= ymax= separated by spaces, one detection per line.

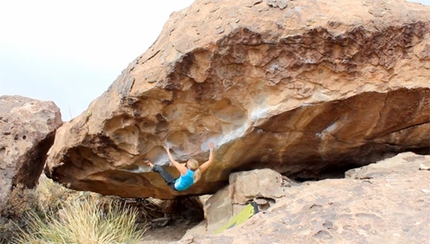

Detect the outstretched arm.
xmin=164 ymin=146 xmax=188 ymax=175
xmin=198 ymin=142 xmax=215 ymax=173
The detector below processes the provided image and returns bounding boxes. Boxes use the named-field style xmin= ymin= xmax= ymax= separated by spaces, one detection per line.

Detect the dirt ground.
xmin=138 ymin=219 xmax=199 ymax=243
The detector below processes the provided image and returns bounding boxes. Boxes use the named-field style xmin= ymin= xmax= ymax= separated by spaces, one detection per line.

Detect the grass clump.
xmin=1 ymin=175 xmax=81 ymax=242
xmin=14 ymin=193 xmax=145 ymax=244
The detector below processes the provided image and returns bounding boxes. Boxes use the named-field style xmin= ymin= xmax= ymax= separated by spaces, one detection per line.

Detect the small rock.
xmin=419 ymin=163 xmax=430 ymax=170
xmin=254 ymin=198 xmax=268 ymax=205
xmin=265 ymin=0 xmax=289 ymax=9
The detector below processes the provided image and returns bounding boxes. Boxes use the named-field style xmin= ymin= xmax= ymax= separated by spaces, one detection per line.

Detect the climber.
xmin=143 ymin=142 xmax=215 ymax=191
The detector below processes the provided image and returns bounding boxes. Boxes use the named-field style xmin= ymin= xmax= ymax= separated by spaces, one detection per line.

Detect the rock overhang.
xmin=45 ymin=0 xmax=430 ymax=199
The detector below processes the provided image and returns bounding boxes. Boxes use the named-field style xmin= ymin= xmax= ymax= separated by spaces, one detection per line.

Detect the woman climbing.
xmin=143 ymin=142 xmax=215 ymax=191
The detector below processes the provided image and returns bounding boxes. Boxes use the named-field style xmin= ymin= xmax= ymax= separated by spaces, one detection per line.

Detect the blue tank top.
xmin=174 ymin=169 xmax=195 ymax=191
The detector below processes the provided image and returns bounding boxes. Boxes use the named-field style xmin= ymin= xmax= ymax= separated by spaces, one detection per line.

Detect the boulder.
xmin=203 ymin=168 xmax=285 ymax=233
xmin=45 ymin=0 xmax=430 ymax=199
xmin=0 ymin=96 xmax=62 ymax=214
xmin=178 ymin=152 xmax=430 ymax=243
xmin=229 ymin=168 xmax=284 ymax=204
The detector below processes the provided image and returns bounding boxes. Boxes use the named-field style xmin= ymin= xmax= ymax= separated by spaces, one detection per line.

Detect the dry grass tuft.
xmin=14 ymin=193 xmax=146 ymax=244
xmin=1 ymin=176 xmax=152 ymax=243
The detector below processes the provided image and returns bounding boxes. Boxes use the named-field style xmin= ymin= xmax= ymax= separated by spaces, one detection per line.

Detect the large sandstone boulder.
xmin=178 ymin=152 xmax=430 ymax=243
xmin=46 ymin=0 xmax=430 ymax=199
xmin=0 ymin=96 xmax=62 ymax=213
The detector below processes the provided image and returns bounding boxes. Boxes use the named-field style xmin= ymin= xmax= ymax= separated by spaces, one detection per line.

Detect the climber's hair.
xmin=187 ymin=158 xmax=202 ymax=182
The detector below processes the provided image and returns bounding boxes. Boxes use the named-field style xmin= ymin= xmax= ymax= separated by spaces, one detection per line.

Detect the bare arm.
xmin=164 ymin=146 xmax=188 ymax=175
xmin=198 ymin=142 xmax=215 ymax=173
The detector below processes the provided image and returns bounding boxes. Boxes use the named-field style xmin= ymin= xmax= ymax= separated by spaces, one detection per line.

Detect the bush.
xmin=0 ymin=183 xmax=39 ymax=242
xmin=14 ymin=193 xmax=146 ymax=244
xmin=31 ymin=174 xmax=76 ymax=214
xmin=1 ymin=176 xmax=81 ymax=242
xmin=0 ymin=176 xmax=152 ymax=243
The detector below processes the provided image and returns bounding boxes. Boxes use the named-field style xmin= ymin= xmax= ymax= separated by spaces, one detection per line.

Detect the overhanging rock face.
xmin=45 ymin=0 xmax=430 ymax=199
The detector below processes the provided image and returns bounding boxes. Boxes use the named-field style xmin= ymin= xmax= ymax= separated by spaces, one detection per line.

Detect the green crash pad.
xmin=214 ymin=201 xmax=259 ymax=234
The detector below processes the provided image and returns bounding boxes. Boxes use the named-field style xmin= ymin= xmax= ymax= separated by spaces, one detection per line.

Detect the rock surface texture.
xmin=177 ymin=152 xmax=430 ymax=243
xmin=46 ymin=0 xmax=430 ymax=199
xmin=0 ymin=96 xmax=62 ymax=212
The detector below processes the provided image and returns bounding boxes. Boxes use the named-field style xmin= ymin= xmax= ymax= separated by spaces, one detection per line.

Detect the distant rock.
xmin=0 ymin=95 xmax=62 ymax=214
xmin=178 ymin=152 xmax=430 ymax=243
xmin=46 ymin=0 xmax=430 ymax=199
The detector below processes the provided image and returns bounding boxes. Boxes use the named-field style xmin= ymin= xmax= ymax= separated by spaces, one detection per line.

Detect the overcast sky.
xmin=1 ymin=0 xmax=429 ymax=121
xmin=0 ymin=0 xmax=194 ymax=120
